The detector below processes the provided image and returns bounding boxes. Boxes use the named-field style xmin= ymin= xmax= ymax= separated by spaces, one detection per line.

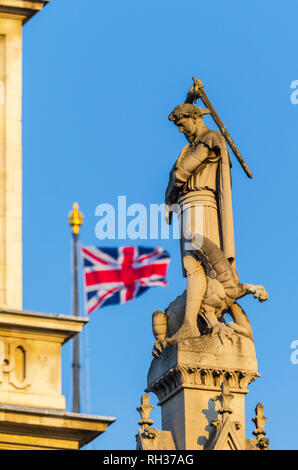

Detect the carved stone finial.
xmin=252 ymin=402 xmax=269 ymax=450
xmin=211 ymin=380 xmax=239 ymax=433
xmin=252 ymin=402 xmax=267 ymax=436
xmin=137 ymin=393 xmax=154 ymax=428
xmin=218 ymin=380 xmax=234 ymax=417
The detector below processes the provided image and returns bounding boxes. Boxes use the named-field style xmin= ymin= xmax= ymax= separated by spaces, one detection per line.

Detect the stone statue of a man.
xmin=166 ymin=102 xmax=235 ymax=271
xmin=165 ymin=101 xmax=237 ymax=340
xmin=152 ymin=80 xmax=268 ymax=349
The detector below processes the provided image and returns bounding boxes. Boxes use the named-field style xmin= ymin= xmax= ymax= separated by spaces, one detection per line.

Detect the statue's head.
xmin=168 ymin=103 xmax=210 ymax=140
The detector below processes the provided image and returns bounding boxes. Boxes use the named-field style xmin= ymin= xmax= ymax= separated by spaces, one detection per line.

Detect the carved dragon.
xmin=152 ymin=237 xmax=268 ymax=357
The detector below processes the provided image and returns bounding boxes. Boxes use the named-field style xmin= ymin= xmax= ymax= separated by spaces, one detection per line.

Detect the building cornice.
xmin=0 ymin=0 xmax=50 ymax=24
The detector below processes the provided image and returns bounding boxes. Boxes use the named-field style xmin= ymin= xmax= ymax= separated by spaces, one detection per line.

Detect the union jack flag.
xmin=81 ymin=246 xmax=171 ymax=314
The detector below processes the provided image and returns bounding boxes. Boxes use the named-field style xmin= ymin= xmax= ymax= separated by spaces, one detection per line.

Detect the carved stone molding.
xmin=147 ymin=364 xmax=259 ymax=403
xmin=0 ymin=339 xmax=31 ymax=390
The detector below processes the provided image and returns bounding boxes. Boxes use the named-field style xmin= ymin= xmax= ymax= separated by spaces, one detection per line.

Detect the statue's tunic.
xmin=168 ymin=129 xmax=235 ymax=275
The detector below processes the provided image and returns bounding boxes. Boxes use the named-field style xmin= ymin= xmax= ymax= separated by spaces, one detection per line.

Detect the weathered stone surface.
xmin=136 ymin=428 xmax=175 ymax=450
xmin=147 ymin=333 xmax=258 ymax=450
xmin=149 ymin=333 xmax=258 ymax=387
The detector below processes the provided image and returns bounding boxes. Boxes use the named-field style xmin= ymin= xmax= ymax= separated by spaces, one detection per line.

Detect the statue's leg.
xmin=168 ymin=255 xmax=206 ymax=343
xmin=183 ymin=255 xmax=207 ymax=334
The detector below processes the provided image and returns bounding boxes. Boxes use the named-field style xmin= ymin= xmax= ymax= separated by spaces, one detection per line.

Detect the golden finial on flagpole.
xmin=68 ymin=202 xmax=84 ymax=413
xmin=68 ymin=202 xmax=84 ymax=235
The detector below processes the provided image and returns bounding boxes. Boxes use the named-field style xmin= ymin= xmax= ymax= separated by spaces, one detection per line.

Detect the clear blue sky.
xmin=22 ymin=0 xmax=298 ymax=449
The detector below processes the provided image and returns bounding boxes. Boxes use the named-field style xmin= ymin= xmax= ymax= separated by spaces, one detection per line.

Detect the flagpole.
xmin=68 ymin=202 xmax=84 ymax=413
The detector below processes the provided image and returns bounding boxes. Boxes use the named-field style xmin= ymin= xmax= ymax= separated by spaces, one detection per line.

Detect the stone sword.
xmin=185 ymin=77 xmax=253 ymax=179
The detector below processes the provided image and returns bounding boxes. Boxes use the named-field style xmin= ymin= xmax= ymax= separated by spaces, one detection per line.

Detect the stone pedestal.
xmin=147 ymin=333 xmax=259 ymax=450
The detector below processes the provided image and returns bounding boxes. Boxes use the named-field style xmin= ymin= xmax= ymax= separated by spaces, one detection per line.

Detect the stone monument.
xmin=136 ymin=78 xmax=269 ymax=451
